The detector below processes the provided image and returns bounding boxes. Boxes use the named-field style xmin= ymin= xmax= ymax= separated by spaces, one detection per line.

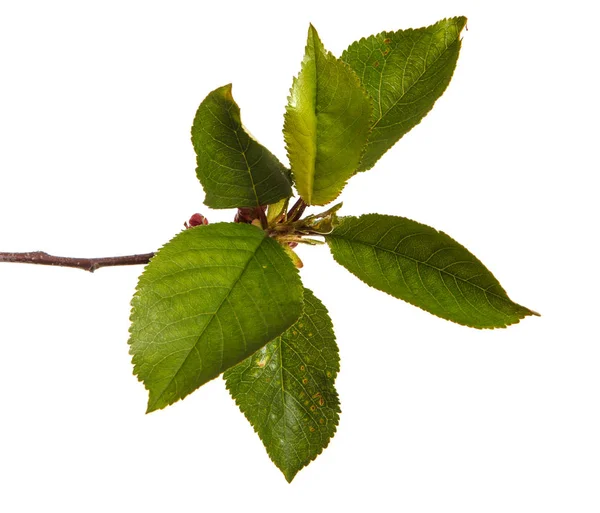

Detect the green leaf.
xmin=326 ymin=214 xmax=538 ymax=329
xmin=224 ymin=288 xmax=340 ymax=482
xmin=283 ymin=25 xmax=372 ymax=206
xmin=341 ymin=17 xmax=467 ymax=171
xmin=191 ymin=84 xmax=292 ymax=209
xmin=129 ymin=223 xmax=304 ymax=412
xmin=266 ymin=197 xmax=288 ymax=225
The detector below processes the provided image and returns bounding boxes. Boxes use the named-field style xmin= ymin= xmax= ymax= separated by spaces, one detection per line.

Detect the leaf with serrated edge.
xmin=342 ymin=17 xmax=467 ymax=171
xmin=129 ymin=223 xmax=304 ymax=412
xmin=224 ymin=288 xmax=340 ymax=482
xmin=191 ymin=84 xmax=292 ymax=209
xmin=284 ymin=25 xmax=372 ymax=206
xmin=326 ymin=214 xmax=538 ymax=329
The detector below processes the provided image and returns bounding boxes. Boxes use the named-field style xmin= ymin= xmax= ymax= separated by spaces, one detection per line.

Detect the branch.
xmin=0 ymin=251 xmax=154 ymax=273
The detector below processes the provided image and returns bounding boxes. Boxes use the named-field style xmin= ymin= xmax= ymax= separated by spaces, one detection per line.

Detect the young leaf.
xmin=284 ymin=25 xmax=372 ymax=206
xmin=326 ymin=214 xmax=537 ymax=329
xmin=342 ymin=17 xmax=467 ymax=171
xmin=191 ymin=84 xmax=292 ymax=209
xmin=266 ymin=197 xmax=288 ymax=225
xmin=224 ymin=288 xmax=340 ymax=482
xmin=129 ymin=223 xmax=304 ymax=412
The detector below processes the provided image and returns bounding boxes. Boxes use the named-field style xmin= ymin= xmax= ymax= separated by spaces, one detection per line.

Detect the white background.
xmin=1 ymin=0 xmax=598 ymax=511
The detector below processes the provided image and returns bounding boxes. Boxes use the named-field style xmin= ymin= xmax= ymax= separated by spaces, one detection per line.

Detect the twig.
xmin=0 ymin=251 xmax=154 ymax=273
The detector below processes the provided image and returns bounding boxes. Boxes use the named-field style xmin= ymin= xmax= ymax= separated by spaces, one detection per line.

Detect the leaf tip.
xmin=220 ymin=82 xmax=234 ymax=100
xmin=145 ymin=399 xmax=159 ymax=414
xmin=457 ymin=15 xmax=468 ymax=29
xmin=454 ymin=16 xmax=468 ymax=39
xmin=306 ymin=23 xmax=322 ymax=48
xmin=283 ymin=468 xmax=298 ymax=483
xmin=145 ymin=391 xmax=169 ymax=414
xmin=525 ymin=307 xmax=541 ymax=318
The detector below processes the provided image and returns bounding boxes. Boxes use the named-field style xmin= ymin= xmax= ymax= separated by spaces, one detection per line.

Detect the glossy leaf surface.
xmin=284 ymin=25 xmax=371 ymax=205
xmin=342 ymin=17 xmax=467 ymax=170
xmin=326 ymin=214 xmax=537 ymax=328
xmin=225 ymin=288 xmax=340 ymax=482
xmin=191 ymin=84 xmax=292 ymax=208
xmin=129 ymin=223 xmax=304 ymax=412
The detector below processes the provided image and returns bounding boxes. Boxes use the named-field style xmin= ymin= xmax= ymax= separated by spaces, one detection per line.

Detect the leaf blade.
xmin=191 ymin=84 xmax=292 ymax=208
xmin=128 ymin=223 xmax=304 ymax=412
xmin=326 ymin=214 xmax=537 ymax=328
xmin=342 ymin=17 xmax=467 ymax=170
xmin=224 ymin=288 xmax=340 ymax=482
xmin=284 ymin=25 xmax=372 ymax=205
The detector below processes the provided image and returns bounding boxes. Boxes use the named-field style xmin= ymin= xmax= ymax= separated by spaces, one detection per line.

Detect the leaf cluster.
xmin=128 ymin=17 xmax=537 ymax=482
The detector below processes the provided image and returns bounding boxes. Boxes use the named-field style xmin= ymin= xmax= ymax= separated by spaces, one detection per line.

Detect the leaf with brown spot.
xmin=224 ymin=288 xmax=340 ymax=482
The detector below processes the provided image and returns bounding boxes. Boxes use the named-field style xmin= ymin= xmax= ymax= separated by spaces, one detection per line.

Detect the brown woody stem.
xmin=0 ymin=251 xmax=154 ymax=273
xmin=256 ymin=206 xmax=269 ymax=230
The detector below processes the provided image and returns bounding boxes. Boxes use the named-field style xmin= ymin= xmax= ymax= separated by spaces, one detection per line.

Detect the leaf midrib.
xmin=148 ymin=233 xmax=266 ymax=411
xmin=329 ymin=230 xmax=510 ymax=304
xmin=273 ymin=334 xmax=330 ymax=480
xmin=305 ymin=34 xmax=320 ymax=204
xmin=232 ymin=112 xmax=260 ymax=206
xmin=205 ymin=99 xmax=261 ymax=206
xmin=277 ymin=338 xmax=314 ymax=448
xmin=370 ymin=30 xmax=459 ymax=131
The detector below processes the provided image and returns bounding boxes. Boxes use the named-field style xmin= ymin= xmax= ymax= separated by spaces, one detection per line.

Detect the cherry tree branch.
xmin=0 ymin=251 xmax=154 ymax=273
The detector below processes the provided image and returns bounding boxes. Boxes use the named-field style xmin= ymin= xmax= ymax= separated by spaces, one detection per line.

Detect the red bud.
xmin=187 ymin=213 xmax=209 ymax=227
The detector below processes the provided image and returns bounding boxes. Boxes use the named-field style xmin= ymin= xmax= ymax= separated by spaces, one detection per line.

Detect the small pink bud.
xmin=234 ymin=206 xmax=267 ymax=224
xmin=187 ymin=213 xmax=209 ymax=227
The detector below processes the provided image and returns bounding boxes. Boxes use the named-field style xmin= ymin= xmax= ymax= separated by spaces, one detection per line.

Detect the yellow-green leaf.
xmin=284 ymin=25 xmax=372 ymax=205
